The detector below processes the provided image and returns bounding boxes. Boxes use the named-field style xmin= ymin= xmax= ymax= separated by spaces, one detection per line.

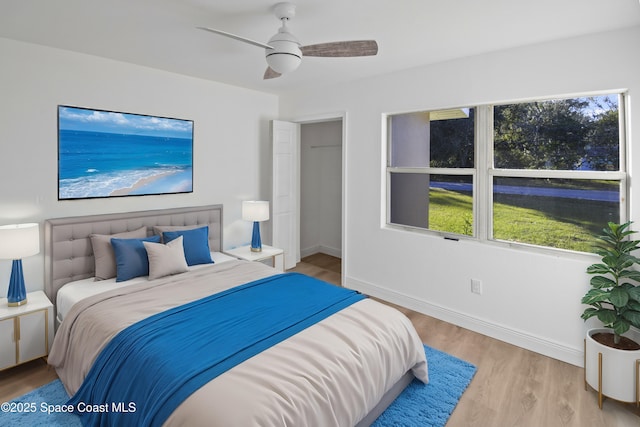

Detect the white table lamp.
xmin=242 ymin=201 xmax=269 ymax=252
xmin=0 ymin=223 xmax=40 ymax=306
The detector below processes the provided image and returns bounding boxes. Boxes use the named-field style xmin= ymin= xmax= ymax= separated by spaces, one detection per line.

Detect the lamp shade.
xmin=242 ymin=201 xmax=270 ymax=222
xmin=0 ymin=223 xmax=40 ymax=259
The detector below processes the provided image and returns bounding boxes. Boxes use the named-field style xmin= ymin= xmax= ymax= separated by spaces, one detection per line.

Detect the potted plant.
xmin=581 ymin=221 xmax=640 ymax=407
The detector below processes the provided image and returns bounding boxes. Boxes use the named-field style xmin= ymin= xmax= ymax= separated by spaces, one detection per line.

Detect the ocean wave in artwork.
xmin=59 ymin=166 xmax=192 ymax=199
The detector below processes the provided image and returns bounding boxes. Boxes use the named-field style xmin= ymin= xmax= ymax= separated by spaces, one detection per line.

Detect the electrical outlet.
xmin=471 ymin=279 xmax=482 ymax=295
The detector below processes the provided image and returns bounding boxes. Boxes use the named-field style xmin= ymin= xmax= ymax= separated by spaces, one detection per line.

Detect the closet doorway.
xmin=299 ymin=119 xmax=343 ymax=260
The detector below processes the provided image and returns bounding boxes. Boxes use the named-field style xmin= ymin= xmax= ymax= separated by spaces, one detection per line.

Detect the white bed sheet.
xmin=55 ymin=251 xmax=237 ymax=324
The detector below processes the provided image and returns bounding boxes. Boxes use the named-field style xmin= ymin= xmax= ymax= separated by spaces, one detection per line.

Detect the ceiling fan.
xmin=198 ymin=2 xmax=378 ymax=80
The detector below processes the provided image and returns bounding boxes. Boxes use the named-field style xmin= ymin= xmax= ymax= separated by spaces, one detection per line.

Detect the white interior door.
xmin=271 ymin=120 xmax=300 ymax=270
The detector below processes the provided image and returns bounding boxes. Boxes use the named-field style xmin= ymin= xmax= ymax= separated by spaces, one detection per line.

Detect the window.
xmin=386 ymin=94 xmax=626 ymax=253
xmin=388 ymin=109 xmax=476 ymax=236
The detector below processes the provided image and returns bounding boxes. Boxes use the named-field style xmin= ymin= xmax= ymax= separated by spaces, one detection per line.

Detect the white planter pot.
xmin=584 ymin=327 xmax=640 ymax=406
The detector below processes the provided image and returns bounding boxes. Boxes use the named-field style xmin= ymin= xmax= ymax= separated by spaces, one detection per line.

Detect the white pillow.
xmin=143 ymin=235 xmax=189 ymax=280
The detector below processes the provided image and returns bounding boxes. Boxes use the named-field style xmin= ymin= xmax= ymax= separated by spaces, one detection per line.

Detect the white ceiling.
xmin=2 ymin=0 xmax=639 ymax=95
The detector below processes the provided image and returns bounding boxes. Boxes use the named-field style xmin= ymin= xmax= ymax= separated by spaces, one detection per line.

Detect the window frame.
xmin=385 ymin=92 xmax=628 ymax=255
xmin=385 ymin=106 xmax=478 ymax=237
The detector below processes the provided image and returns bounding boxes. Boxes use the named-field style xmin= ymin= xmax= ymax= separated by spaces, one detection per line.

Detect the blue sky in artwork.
xmin=58 ymin=106 xmax=193 ymax=139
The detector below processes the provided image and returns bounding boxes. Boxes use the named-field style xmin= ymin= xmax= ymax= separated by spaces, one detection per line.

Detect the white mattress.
xmin=55 ymin=251 xmax=237 ymax=324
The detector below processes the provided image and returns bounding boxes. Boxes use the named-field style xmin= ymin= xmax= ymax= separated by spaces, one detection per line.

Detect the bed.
xmin=45 ymin=205 xmax=428 ymax=426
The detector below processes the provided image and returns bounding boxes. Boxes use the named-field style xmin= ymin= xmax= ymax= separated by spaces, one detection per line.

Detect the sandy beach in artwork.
xmin=109 ymin=170 xmax=181 ymax=196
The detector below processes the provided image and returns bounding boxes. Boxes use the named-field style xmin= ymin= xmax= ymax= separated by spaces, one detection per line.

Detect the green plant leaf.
xmin=596 ymin=309 xmax=617 ymax=326
xmin=581 ymin=289 xmax=610 ymax=305
xmin=628 ymin=286 xmax=640 ymax=302
xmin=622 ymin=310 xmax=640 ymax=329
xmin=594 ymin=247 xmax=612 ymax=258
xmin=619 ymin=270 xmax=640 ymax=282
xmin=589 ymin=276 xmax=615 ymax=289
xmin=616 ymin=221 xmax=633 ymax=234
xmin=628 ymin=300 xmax=640 ymax=311
xmin=581 ymin=307 xmax=599 ymax=320
xmin=615 ymin=256 xmax=636 ymax=270
xmin=586 ymin=264 xmax=611 ymax=275
xmin=619 ymin=243 xmax=640 ymax=255
xmin=601 ymin=255 xmax=624 ymax=269
xmin=610 ymin=287 xmax=630 ymax=307
xmin=612 ymin=318 xmax=631 ymax=336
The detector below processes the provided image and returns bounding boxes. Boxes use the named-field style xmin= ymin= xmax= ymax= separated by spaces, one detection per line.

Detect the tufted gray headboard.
xmin=44 ymin=204 xmax=223 ymax=306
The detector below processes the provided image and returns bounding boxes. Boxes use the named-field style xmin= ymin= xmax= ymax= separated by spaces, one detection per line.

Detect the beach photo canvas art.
xmin=58 ymin=105 xmax=193 ymax=200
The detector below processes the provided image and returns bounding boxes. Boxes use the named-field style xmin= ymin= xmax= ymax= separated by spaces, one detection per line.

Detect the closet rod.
xmin=310 ymin=144 xmax=341 ymax=149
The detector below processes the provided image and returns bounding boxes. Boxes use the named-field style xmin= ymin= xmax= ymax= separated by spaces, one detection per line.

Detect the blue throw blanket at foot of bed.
xmin=68 ymin=272 xmax=365 ymax=427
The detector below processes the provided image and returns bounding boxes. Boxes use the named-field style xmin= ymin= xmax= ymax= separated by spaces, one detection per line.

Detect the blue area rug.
xmin=4 ymin=345 xmax=475 ymax=426
xmin=372 ymin=345 xmax=477 ymax=426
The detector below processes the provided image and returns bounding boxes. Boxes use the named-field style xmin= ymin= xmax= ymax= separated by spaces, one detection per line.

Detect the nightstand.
xmin=225 ymin=245 xmax=285 ymax=272
xmin=0 ymin=290 xmax=54 ymax=371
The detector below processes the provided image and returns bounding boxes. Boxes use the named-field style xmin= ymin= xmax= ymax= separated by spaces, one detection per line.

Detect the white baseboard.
xmin=345 ymin=275 xmax=583 ymax=367
xmin=300 ymin=245 xmax=320 ymax=258
xmin=301 ymin=245 xmax=342 ymax=259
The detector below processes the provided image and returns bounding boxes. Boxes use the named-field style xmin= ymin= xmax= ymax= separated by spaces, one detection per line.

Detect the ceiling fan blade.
xmin=264 ymin=67 xmax=282 ymax=80
xmin=197 ymin=27 xmax=273 ymax=50
xmin=301 ymin=40 xmax=378 ymax=57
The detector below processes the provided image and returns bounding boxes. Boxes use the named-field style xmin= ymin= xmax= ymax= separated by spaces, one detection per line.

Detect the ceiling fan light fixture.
xmin=264 ymin=25 xmax=301 ymax=74
xmin=265 ymin=51 xmax=301 ymax=74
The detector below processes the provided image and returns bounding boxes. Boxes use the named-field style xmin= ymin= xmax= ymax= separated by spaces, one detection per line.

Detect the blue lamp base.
xmin=7 ymin=259 xmax=28 ymax=307
xmin=250 ymin=221 xmax=262 ymax=252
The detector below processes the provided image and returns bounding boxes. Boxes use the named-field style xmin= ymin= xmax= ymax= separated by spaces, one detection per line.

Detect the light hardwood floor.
xmin=1 ymin=253 xmax=639 ymax=426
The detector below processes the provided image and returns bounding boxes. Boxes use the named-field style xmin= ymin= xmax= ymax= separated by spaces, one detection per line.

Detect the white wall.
xmin=280 ymin=26 xmax=640 ymax=366
xmin=0 ymin=38 xmax=278 ymax=296
xmin=300 ymin=120 xmax=342 ymax=258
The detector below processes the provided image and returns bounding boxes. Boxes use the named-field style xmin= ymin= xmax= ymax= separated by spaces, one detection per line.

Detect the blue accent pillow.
xmin=162 ymin=226 xmax=213 ymax=266
xmin=111 ymin=235 xmax=161 ymax=282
